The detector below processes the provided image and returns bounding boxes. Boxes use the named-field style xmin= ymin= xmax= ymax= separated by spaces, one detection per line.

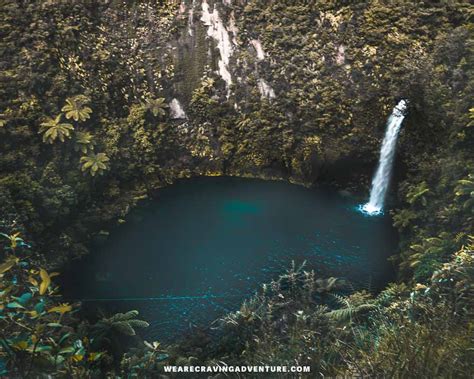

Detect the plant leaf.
xmin=39 ymin=269 xmax=51 ymax=295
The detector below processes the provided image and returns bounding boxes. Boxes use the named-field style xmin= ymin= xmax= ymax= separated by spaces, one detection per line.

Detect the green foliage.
xmin=0 ymin=233 xmax=107 ymax=377
xmin=80 ymin=153 xmax=110 ymax=177
xmin=326 ymin=292 xmax=376 ymax=323
xmin=406 ymin=181 xmax=430 ymax=206
xmin=144 ymin=98 xmax=168 ymax=118
xmin=121 ymin=341 xmax=168 ymax=376
xmin=392 ymin=208 xmax=417 ymax=229
xmin=347 ymin=240 xmax=474 ymax=378
xmin=468 ymin=107 xmax=474 ymax=127
xmin=402 ymin=232 xmax=455 ymax=282
xmin=93 ymin=310 xmax=149 ymax=338
xmin=348 ymin=305 xmax=473 ymax=378
xmin=39 ymin=115 xmax=74 ymax=144
xmin=0 ymin=232 xmax=25 ymax=251
xmin=455 ymin=174 xmax=474 ymax=211
xmin=61 ymin=95 xmax=92 ymax=122
xmin=0 ymin=232 xmax=163 ymax=377
xmin=74 ymin=130 xmax=94 ymax=154
xmin=173 ymin=242 xmax=474 ymax=377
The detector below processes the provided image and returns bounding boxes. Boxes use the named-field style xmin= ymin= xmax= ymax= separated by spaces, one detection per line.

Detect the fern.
xmin=94 ymin=310 xmax=149 ymax=337
xmin=145 ymin=97 xmax=168 ymax=117
xmin=39 ymin=115 xmax=74 ymax=144
xmin=61 ymin=95 xmax=92 ymax=122
xmin=327 ymin=293 xmax=377 ymax=323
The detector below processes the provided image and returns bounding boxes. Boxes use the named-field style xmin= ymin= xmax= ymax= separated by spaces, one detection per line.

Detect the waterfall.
xmin=201 ymin=0 xmax=234 ymax=87
xmin=257 ymin=78 xmax=275 ymax=99
xmin=361 ymin=99 xmax=407 ymax=215
xmin=169 ymin=98 xmax=187 ymax=119
xmin=250 ymin=39 xmax=266 ymax=61
xmin=249 ymin=38 xmax=276 ymax=100
xmin=187 ymin=8 xmax=194 ymax=37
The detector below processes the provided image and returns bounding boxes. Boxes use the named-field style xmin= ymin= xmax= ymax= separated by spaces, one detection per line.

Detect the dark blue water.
xmin=63 ymin=177 xmax=397 ymax=342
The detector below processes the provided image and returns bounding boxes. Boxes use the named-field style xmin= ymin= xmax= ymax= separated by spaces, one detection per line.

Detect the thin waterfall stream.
xmin=361 ymin=100 xmax=407 ymax=215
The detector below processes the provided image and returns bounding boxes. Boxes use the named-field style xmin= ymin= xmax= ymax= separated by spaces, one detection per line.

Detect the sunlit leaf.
xmin=11 ymin=340 xmax=29 ymax=350
xmin=88 ymin=352 xmax=103 ymax=361
xmin=80 ymin=153 xmax=110 ymax=177
xmin=47 ymin=323 xmax=63 ymax=328
xmin=39 ymin=115 xmax=74 ymax=144
xmin=28 ymin=276 xmax=38 ymax=286
xmin=59 ymin=333 xmax=71 ymax=345
xmin=71 ymin=354 xmax=84 ymax=362
xmin=27 ymin=310 xmax=39 ymax=319
xmin=48 ymin=303 xmax=72 ymax=314
xmin=39 ymin=269 xmax=51 ymax=295
xmin=0 ymin=257 xmax=18 ymax=275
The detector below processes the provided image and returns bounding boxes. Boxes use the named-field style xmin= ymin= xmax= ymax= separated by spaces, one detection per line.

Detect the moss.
xmin=173 ymin=22 xmax=210 ymax=105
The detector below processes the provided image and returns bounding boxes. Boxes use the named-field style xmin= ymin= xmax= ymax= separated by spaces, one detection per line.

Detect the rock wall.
xmin=1 ymin=0 xmax=471 ymax=260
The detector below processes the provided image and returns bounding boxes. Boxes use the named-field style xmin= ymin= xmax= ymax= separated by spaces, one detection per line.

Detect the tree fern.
xmin=144 ymin=98 xmax=168 ymax=118
xmin=80 ymin=152 xmax=109 ymax=176
xmin=74 ymin=130 xmax=94 ymax=154
xmin=61 ymin=95 xmax=92 ymax=122
xmin=94 ymin=310 xmax=149 ymax=337
xmin=39 ymin=115 xmax=74 ymax=144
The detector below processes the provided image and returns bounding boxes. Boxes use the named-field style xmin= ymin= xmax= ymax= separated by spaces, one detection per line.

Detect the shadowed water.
xmin=62 ymin=177 xmax=397 ymax=342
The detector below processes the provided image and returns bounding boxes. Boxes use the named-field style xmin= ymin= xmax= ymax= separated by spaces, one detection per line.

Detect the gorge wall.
xmin=0 ymin=0 xmax=472 ymax=263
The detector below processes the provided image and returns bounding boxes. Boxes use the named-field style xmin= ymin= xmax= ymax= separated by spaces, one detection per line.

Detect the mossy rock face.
xmin=0 ymin=1 xmax=472 ymax=270
xmin=0 ymin=1 xmax=473 ymax=378
xmin=171 ymin=20 xmax=210 ymax=105
xmin=163 ymin=1 xmax=469 ymax=191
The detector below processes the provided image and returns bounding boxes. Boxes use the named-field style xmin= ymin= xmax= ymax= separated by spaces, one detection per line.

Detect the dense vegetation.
xmin=0 ymin=0 xmax=473 ymax=377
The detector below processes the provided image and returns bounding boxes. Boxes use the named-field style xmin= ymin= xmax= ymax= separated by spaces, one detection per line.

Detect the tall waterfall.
xmin=201 ymin=1 xmax=234 ymax=87
xmin=361 ymin=99 xmax=407 ymax=215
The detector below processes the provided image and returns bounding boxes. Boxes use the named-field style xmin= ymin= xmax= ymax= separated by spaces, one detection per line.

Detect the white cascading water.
xmin=250 ymin=39 xmax=266 ymax=61
xmin=257 ymin=78 xmax=275 ymax=99
xmin=201 ymin=0 xmax=234 ymax=87
xmin=169 ymin=98 xmax=187 ymax=119
xmin=361 ymin=99 xmax=407 ymax=215
xmin=249 ymin=38 xmax=276 ymax=100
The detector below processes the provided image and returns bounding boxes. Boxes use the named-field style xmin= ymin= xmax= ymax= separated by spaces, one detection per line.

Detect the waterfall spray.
xmin=361 ymin=99 xmax=407 ymax=215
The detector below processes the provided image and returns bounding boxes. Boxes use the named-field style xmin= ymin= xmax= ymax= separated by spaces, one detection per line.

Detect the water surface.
xmin=63 ymin=177 xmax=397 ymax=342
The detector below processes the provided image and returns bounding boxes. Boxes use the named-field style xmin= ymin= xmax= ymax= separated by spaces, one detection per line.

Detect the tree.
xmin=80 ymin=153 xmax=110 ymax=176
xmin=144 ymin=97 xmax=168 ymax=118
xmin=61 ymin=95 xmax=92 ymax=122
xmin=39 ymin=115 xmax=74 ymax=144
xmin=74 ymin=131 xmax=94 ymax=154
